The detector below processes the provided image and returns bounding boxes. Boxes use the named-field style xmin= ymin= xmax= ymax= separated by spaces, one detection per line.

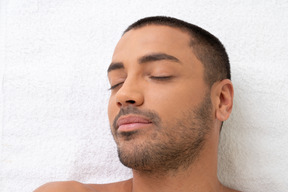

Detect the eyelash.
xmin=108 ymin=76 xmax=173 ymax=91
xmin=150 ymin=76 xmax=173 ymax=80
xmin=108 ymin=82 xmax=124 ymax=90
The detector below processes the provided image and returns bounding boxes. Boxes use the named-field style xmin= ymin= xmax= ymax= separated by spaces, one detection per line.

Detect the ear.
xmin=213 ymin=79 xmax=234 ymax=121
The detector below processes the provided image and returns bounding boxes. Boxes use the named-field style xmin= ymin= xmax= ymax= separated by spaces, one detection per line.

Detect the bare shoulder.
xmin=34 ymin=179 xmax=132 ymax=192
xmin=88 ymin=179 xmax=132 ymax=192
xmin=34 ymin=181 xmax=98 ymax=192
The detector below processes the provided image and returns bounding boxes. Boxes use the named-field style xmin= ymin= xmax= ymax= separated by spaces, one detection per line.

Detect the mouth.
xmin=116 ymin=115 xmax=152 ymax=132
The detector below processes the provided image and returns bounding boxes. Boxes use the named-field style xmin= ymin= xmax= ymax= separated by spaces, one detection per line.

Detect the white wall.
xmin=0 ymin=0 xmax=288 ymax=192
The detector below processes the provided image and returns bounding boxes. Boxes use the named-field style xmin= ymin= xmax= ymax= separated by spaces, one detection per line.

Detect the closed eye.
xmin=108 ymin=82 xmax=124 ymax=90
xmin=109 ymin=76 xmax=173 ymax=90
xmin=150 ymin=76 xmax=173 ymax=81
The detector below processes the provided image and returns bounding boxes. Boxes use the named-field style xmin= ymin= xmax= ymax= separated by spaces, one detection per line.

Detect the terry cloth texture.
xmin=0 ymin=1 xmax=288 ymax=192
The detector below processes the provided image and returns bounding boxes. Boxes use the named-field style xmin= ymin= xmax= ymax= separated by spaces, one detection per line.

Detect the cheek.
xmin=108 ymin=96 xmax=118 ymax=124
xmin=150 ymin=95 xmax=185 ymax=122
xmin=146 ymin=84 xmax=205 ymax=121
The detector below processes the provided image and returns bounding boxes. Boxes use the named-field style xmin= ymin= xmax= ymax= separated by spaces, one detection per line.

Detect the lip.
xmin=116 ymin=115 xmax=152 ymax=132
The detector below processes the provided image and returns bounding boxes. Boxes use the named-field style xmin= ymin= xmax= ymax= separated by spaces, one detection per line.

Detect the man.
xmin=35 ymin=16 xmax=239 ymax=192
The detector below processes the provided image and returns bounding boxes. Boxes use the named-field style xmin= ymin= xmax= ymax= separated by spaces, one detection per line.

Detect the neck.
xmin=130 ymin=135 xmax=223 ymax=192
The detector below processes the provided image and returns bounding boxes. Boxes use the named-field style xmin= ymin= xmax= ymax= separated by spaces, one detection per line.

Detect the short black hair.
xmin=123 ymin=16 xmax=231 ymax=87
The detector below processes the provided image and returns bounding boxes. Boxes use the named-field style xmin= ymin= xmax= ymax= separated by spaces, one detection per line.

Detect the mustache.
xmin=113 ymin=106 xmax=161 ymax=129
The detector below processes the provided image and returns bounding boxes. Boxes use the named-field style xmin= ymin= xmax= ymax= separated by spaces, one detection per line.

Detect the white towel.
xmin=1 ymin=1 xmax=288 ymax=192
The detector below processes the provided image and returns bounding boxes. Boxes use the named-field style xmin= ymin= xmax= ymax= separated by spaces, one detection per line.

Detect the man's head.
xmin=107 ymin=16 xmax=233 ymax=173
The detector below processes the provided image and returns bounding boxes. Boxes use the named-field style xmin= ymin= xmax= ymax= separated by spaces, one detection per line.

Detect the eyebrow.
xmin=138 ymin=53 xmax=181 ymax=64
xmin=107 ymin=53 xmax=181 ymax=73
xmin=107 ymin=62 xmax=124 ymax=73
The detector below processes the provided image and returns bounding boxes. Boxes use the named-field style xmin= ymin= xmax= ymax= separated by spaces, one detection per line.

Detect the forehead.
xmin=112 ymin=25 xmax=192 ymax=61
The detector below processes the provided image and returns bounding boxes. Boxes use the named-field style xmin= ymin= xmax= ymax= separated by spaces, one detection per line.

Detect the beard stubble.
xmin=111 ymin=93 xmax=213 ymax=174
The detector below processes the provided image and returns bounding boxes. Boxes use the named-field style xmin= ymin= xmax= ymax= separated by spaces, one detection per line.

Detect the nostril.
xmin=126 ymin=100 xmax=135 ymax=104
xmin=117 ymin=101 xmax=122 ymax=107
xmin=116 ymin=99 xmax=136 ymax=107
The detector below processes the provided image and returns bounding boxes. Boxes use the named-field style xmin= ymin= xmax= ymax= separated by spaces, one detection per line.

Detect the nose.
xmin=115 ymin=78 xmax=144 ymax=107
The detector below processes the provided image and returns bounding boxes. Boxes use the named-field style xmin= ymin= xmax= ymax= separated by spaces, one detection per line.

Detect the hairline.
xmin=123 ymin=23 xmax=216 ymax=87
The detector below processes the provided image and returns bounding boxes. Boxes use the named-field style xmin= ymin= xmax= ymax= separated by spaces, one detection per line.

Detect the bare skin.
xmin=35 ymin=178 xmax=239 ymax=192
xmin=35 ymin=25 xmax=240 ymax=192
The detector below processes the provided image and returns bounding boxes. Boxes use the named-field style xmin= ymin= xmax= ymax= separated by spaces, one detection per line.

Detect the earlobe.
xmin=215 ymin=79 xmax=234 ymax=122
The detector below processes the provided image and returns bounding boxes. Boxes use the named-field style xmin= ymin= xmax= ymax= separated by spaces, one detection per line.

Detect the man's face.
xmin=107 ymin=25 xmax=213 ymax=172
